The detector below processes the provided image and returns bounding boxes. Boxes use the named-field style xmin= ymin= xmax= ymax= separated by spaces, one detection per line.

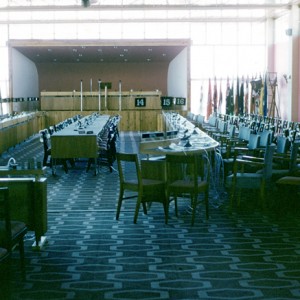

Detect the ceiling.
xmin=13 ymin=43 xmax=187 ymax=64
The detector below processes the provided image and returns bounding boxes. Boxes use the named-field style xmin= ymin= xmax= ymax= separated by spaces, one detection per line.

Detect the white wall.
xmin=167 ymin=48 xmax=187 ymax=99
xmin=12 ymin=48 xmax=39 ymax=98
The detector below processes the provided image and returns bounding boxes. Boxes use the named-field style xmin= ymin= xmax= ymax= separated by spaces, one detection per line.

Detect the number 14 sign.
xmin=135 ymin=97 xmax=146 ymax=107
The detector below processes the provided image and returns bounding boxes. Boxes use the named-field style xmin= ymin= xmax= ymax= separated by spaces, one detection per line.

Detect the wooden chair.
xmin=0 ymin=187 xmax=28 ymax=273
xmin=39 ymin=128 xmax=70 ymax=174
xmin=115 ymin=152 xmax=168 ymax=224
xmin=226 ymin=144 xmax=275 ymax=209
xmin=165 ymin=153 xmax=209 ymax=225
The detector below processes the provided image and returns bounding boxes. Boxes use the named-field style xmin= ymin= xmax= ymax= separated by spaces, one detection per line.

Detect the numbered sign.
xmin=161 ymin=97 xmax=173 ymax=107
xmin=175 ymin=97 xmax=186 ymax=105
xmin=135 ymin=97 xmax=146 ymax=107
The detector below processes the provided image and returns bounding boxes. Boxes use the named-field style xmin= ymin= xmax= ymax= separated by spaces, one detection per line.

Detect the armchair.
xmin=226 ymin=144 xmax=275 ymax=209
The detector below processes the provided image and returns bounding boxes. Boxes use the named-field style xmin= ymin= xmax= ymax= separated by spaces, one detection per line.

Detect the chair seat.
xmin=276 ymin=176 xmax=300 ymax=186
xmin=226 ymin=173 xmax=262 ymax=188
xmin=0 ymin=220 xmax=27 ymax=244
xmin=169 ymin=179 xmax=208 ymax=191
xmin=116 ymin=152 xmax=168 ymax=223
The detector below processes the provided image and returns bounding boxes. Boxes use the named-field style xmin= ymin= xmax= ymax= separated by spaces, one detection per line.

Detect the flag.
xmin=199 ymin=84 xmax=203 ymax=115
xmin=213 ymin=77 xmax=218 ymax=113
xmin=206 ymin=78 xmax=212 ymax=120
xmin=234 ymin=77 xmax=239 ymax=115
xmin=250 ymin=77 xmax=262 ymax=114
xmin=263 ymin=73 xmax=268 ymax=116
xmin=244 ymin=76 xmax=249 ymax=114
xmin=225 ymin=77 xmax=231 ymax=115
xmin=218 ymin=78 xmax=223 ymax=114
xmin=239 ymin=77 xmax=244 ymax=115
xmin=226 ymin=78 xmax=234 ymax=115
xmin=259 ymin=75 xmax=264 ymax=115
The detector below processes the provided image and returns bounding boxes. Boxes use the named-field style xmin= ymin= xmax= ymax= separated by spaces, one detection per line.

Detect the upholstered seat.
xmin=226 ymin=144 xmax=275 ymax=208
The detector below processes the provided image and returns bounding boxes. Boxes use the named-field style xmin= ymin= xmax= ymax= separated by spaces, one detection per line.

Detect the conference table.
xmin=139 ymin=112 xmax=219 ymax=181
xmin=51 ymin=114 xmax=110 ymax=175
xmin=140 ymin=112 xmax=219 ymax=157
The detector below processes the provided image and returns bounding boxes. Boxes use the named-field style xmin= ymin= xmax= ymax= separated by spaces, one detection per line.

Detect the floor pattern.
xmin=0 ymin=132 xmax=300 ymax=300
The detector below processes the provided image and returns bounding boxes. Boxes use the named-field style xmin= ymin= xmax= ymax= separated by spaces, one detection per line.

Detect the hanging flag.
xmin=259 ymin=75 xmax=264 ymax=115
xmin=263 ymin=73 xmax=268 ymax=117
xmin=244 ymin=76 xmax=249 ymax=114
xmin=218 ymin=78 xmax=223 ymax=114
xmin=250 ymin=77 xmax=262 ymax=114
xmin=206 ymin=78 xmax=212 ymax=120
xmin=234 ymin=77 xmax=239 ymax=115
xmin=239 ymin=77 xmax=244 ymax=115
xmin=226 ymin=79 xmax=234 ymax=115
xmin=199 ymin=84 xmax=203 ymax=115
xmin=213 ymin=77 xmax=218 ymax=113
xmin=225 ymin=77 xmax=231 ymax=115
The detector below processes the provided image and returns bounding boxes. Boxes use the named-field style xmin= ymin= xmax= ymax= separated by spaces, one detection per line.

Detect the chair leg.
xmin=116 ymin=189 xmax=124 ymax=220
xmin=133 ymin=195 xmax=143 ymax=224
xmin=205 ymin=189 xmax=209 ymax=220
xmin=19 ymin=239 xmax=26 ymax=279
xmin=164 ymin=201 xmax=168 ymax=224
xmin=191 ymin=194 xmax=197 ymax=226
xmin=174 ymin=195 xmax=178 ymax=217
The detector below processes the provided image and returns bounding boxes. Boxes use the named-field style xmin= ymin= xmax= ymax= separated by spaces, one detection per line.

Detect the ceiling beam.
xmin=0 ymin=4 xmax=292 ymax=12
xmin=0 ymin=17 xmax=267 ymax=25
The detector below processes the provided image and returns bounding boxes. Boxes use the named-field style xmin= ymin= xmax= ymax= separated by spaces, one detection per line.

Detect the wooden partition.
xmin=41 ymin=91 xmax=163 ymax=111
xmin=41 ymin=91 xmax=186 ymax=131
xmin=0 ymin=112 xmax=46 ymax=154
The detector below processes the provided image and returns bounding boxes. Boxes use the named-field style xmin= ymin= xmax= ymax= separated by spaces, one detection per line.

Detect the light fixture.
xmin=82 ymin=0 xmax=90 ymax=7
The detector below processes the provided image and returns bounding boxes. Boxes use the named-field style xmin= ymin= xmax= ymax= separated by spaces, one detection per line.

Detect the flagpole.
xmin=80 ymin=80 xmax=83 ymax=112
xmin=98 ymin=79 xmax=101 ymax=113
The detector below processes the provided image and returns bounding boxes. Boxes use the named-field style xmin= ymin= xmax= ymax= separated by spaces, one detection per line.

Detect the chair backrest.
xmin=248 ymin=134 xmax=260 ymax=150
xmin=228 ymin=124 xmax=236 ymax=138
xmin=258 ymin=130 xmax=272 ymax=147
xmin=116 ymin=152 xmax=141 ymax=186
xmin=238 ymin=125 xmax=251 ymax=142
xmin=289 ymin=141 xmax=300 ymax=173
xmin=276 ymin=135 xmax=289 ymax=154
xmin=196 ymin=115 xmax=205 ymax=125
xmin=166 ymin=153 xmax=209 ymax=188
xmin=218 ymin=120 xmax=227 ymax=134
xmin=262 ymin=144 xmax=276 ymax=179
xmin=208 ymin=114 xmax=217 ymax=126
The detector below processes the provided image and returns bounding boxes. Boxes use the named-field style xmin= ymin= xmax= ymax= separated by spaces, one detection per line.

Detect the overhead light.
xmin=82 ymin=0 xmax=90 ymax=7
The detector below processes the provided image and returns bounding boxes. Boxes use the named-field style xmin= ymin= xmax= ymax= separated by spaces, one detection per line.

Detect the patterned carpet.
xmin=1 ymin=131 xmax=300 ymax=300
